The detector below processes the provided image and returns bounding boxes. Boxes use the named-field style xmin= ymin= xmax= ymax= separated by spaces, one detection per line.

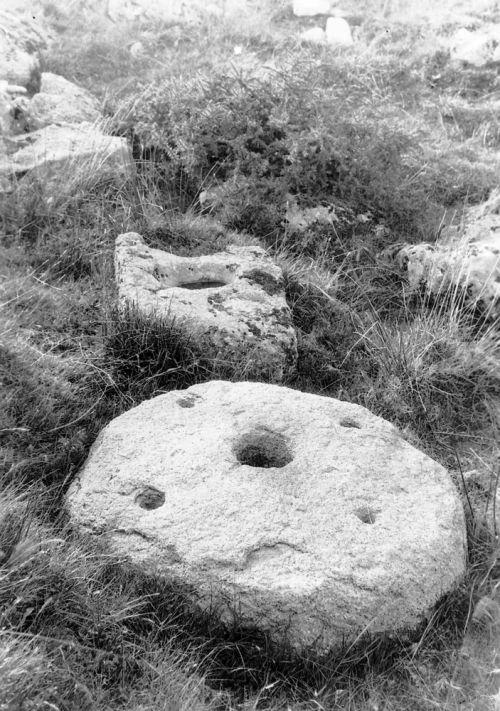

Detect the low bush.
xmin=126 ymin=64 xmax=442 ymax=247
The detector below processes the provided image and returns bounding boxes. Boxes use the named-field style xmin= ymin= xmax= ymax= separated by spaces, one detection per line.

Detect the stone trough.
xmin=115 ymin=232 xmax=297 ymax=379
xmin=0 ymin=123 xmax=132 ymax=190
xmin=67 ymin=380 xmax=466 ymax=655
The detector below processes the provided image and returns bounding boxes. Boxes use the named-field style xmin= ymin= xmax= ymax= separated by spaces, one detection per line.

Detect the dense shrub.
xmin=127 ymin=66 xmax=444 ymax=249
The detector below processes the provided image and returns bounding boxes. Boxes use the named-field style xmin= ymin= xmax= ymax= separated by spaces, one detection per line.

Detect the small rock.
xmin=450 ymin=28 xmax=492 ymax=67
xmin=206 ymin=3 xmax=224 ymax=18
xmin=0 ymin=10 xmax=48 ymax=54
xmin=198 ymin=189 xmax=213 ymax=208
xmin=326 ymin=16 xmax=353 ymax=47
xmin=300 ymin=27 xmax=326 ymax=44
xmin=293 ymin=0 xmax=330 ymax=17
xmin=5 ymin=83 xmax=26 ymax=95
xmin=0 ymin=37 xmax=39 ymax=89
xmin=67 ymin=380 xmax=466 ymax=654
xmin=285 ymin=201 xmax=335 ymax=231
xmin=463 ymin=469 xmax=496 ymax=492
xmin=23 ymin=72 xmax=101 ymax=131
xmin=129 ymin=41 xmax=145 ymax=59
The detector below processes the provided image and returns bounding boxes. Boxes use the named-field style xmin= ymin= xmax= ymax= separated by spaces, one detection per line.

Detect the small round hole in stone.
xmin=340 ymin=418 xmax=361 ymax=429
xmin=234 ymin=430 xmax=293 ymax=469
xmin=135 ymin=487 xmax=165 ymax=510
xmin=355 ymin=507 xmax=377 ymax=524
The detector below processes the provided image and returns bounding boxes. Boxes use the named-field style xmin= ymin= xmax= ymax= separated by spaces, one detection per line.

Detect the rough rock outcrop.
xmin=300 ymin=26 xmax=326 ymax=44
xmin=0 ymin=35 xmax=39 ymax=90
xmin=449 ymin=26 xmax=500 ymax=67
xmin=67 ymin=380 xmax=467 ymax=654
xmin=0 ymin=63 xmax=129 ymax=192
xmin=0 ymin=9 xmax=47 ymax=54
xmin=0 ymin=17 xmax=125 ymax=191
xmin=115 ymin=233 xmax=297 ymax=379
xmin=382 ymin=205 xmax=500 ymax=320
xmin=0 ymin=123 xmax=133 ymax=190
xmin=0 ymin=10 xmax=47 ymax=89
xmin=24 ymin=73 xmax=101 ymax=130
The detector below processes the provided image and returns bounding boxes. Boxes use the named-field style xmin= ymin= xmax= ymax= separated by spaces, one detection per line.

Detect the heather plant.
xmin=127 ymin=55 xmax=499 ymax=258
xmin=127 ymin=66 xmax=440 ymax=246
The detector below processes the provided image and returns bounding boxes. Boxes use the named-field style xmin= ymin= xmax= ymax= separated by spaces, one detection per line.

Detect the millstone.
xmin=67 ymin=381 xmax=466 ymax=653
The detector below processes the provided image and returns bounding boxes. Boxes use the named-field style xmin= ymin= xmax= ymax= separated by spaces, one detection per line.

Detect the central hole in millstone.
xmin=177 ymin=280 xmax=227 ymax=290
xmin=234 ymin=430 xmax=293 ymax=468
xmin=135 ymin=486 xmax=165 ymax=510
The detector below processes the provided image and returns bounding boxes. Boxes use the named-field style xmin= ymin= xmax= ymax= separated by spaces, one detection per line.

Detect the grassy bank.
xmin=1 ymin=1 xmax=500 ymax=708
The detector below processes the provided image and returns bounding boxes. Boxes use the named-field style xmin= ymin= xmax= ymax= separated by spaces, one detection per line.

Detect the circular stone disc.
xmin=67 ymin=381 xmax=466 ymax=652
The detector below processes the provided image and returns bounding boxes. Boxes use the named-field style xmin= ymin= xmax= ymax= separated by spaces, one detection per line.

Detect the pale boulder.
xmin=450 ymin=28 xmax=492 ymax=67
xmin=24 ymin=73 xmax=101 ymax=130
xmin=0 ymin=36 xmax=39 ymax=89
xmin=0 ymin=123 xmax=132 ymax=191
xmin=67 ymin=380 xmax=466 ymax=654
xmin=300 ymin=27 xmax=326 ymax=44
xmin=114 ymin=233 xmax=297 ymax=379
xmin=0 ymin=90 xmax=10 ymax=136
xmin=293 ymin=0 xmax=330 ymax=16
xmin=0 ymin=10 xmax=48 ymax=54
xmin=326 ymin=16 xmax=353 ymax=47
xmin=382 ymin=203 xmax=500 ymax=319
